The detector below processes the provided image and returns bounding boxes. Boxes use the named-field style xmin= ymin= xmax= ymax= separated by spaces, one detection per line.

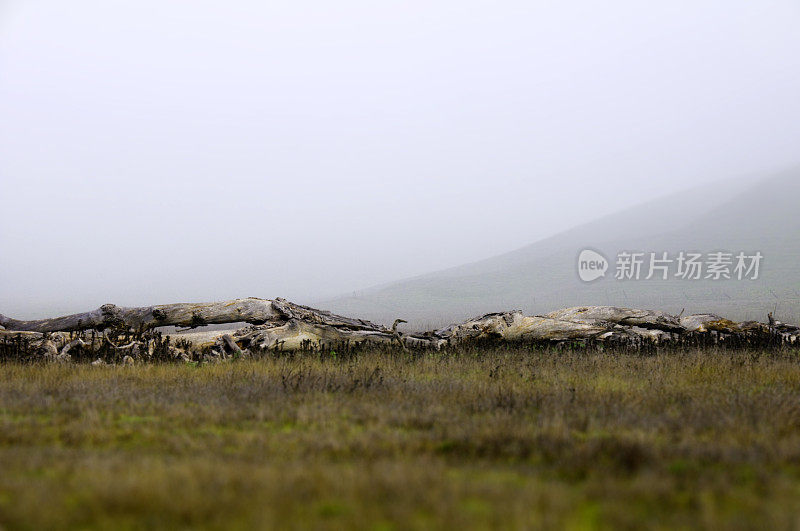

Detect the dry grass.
xmin=2 ymin=348 xmax=800 ymax=529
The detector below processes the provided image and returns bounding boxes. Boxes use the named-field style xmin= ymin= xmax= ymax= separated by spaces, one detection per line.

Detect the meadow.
xmin=1 ymin=347 xmax=800 ymax=530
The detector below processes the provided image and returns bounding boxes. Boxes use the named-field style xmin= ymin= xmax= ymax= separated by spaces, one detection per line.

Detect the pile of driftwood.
xmin=1 ymin=297 xmax=798 ymax=363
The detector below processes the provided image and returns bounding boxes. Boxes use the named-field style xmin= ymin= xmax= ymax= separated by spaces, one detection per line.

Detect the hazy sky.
xmin=2 ymin=0 xmax=799 ymax=317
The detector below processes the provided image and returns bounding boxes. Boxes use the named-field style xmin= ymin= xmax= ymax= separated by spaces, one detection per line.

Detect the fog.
xmin=1 ymin=0 xmax=799 ymax=318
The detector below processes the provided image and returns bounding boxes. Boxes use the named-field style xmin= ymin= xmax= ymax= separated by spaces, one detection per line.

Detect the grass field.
xmin=2 ymin=348 xmax=800 ymax=530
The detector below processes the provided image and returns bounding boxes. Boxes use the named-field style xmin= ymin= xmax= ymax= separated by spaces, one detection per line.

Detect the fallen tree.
xmin=0 ymin=297 xmax=383 ymax=333
xmin=1 ymin=298 xmax=798 ymax=363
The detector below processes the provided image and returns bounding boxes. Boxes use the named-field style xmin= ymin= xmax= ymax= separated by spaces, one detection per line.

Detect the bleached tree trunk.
xmin=0 ymin=297 xmax=384 ymax=334
xmin=2 ymin=300 xmax=797 ymax=359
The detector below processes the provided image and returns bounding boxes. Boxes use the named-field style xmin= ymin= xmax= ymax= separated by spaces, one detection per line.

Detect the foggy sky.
xmin=2 ymin=0 xmax=799 ymax=318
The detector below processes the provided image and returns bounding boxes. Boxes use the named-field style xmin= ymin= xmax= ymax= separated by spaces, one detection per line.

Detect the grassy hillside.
xmin=323 ymin=171 xmax=800 ymax=328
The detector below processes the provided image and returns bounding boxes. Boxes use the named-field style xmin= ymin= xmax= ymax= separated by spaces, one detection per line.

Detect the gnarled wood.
xmin=436 ymin=311 xmax=608 ymax=344
xmin=234 ymin=319 xmax=442 ymax=352
xmin=2 ymin=299 xmax=799 ymax=361
xmin=0 ymin=297 xmax=388 ymax=334
xmin=680 ymin=314 xmax=741 ymax=333
xmin=0 ymin=298 xmax=280 ymax=332
xmin=545 ymin=306 xmax=683 ymax=332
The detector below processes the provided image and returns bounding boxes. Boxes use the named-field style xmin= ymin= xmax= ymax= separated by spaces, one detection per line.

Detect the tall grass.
xmin=1 ymin=348 xmax=800 ymax=529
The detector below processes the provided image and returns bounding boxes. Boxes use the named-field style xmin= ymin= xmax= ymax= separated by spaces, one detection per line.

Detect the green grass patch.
xmin=0 ymin=348 xmax=799 ymax=528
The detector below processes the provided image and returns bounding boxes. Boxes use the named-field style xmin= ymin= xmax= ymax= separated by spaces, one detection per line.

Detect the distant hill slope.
xmin=321 ymin=170 xmax=800 ymax=328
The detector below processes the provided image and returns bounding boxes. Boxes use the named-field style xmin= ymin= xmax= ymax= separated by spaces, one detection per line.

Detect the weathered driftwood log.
xmin=234 ymin=319 xmax=443 ymax=352
xmin=436 ymin=311 xmax=607 ymax=344
xmin=0 ymin=297 xmax=434 ymax=357
xmin=545 ymin=307 xmax=683 ymax=332
xmin=0 ymin=297 xmax=384 ymax=334
xmin=0 ymin=298 xmax=279 ymax=332
xmin=2 ymin=301 xmax=798 ymax=361
xmin=680 ymin=314 xmax=742 ymax=333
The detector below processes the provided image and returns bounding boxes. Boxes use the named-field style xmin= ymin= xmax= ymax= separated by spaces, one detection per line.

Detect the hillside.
xmin=321 ymin=170 xmax=800 ymax=327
